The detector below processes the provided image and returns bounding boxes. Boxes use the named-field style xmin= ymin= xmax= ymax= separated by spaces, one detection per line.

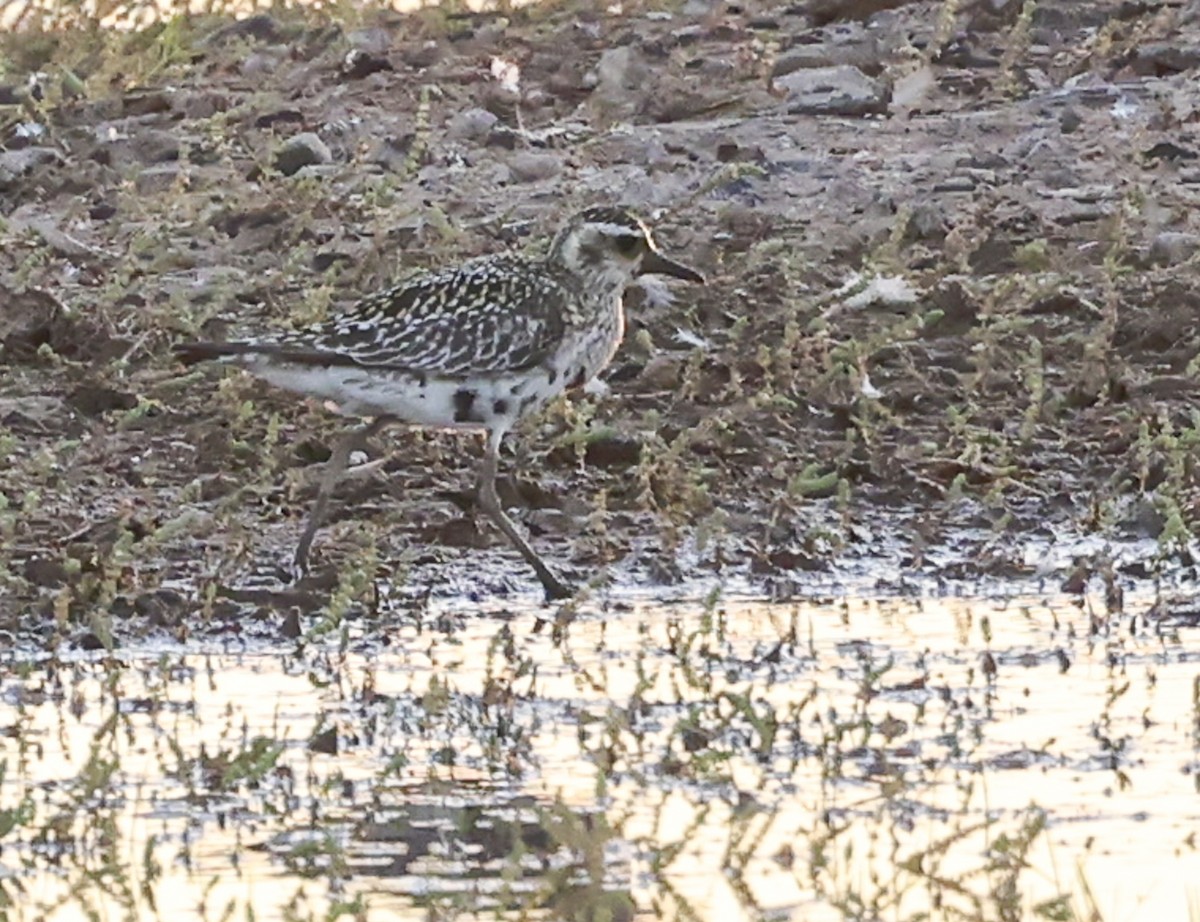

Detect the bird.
xmin=173 ymin=206 xmax=704 ymax=601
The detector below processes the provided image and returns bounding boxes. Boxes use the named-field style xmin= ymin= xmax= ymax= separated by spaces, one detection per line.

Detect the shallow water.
xmin=2 ymin=591 xmax=1198 ymax=921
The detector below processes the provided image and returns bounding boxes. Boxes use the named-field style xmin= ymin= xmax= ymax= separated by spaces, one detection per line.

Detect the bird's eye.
xmin=614 ymin=235 xmax=642 ymax=257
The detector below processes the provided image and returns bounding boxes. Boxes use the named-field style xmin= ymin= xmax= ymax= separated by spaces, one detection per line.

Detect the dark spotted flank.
xmin=174 ymin=206 xmax=703 ymax=600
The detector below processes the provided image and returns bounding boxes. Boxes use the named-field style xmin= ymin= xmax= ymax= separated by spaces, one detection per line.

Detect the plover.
xmin=174 ymin=207 xmax=703 ymax=600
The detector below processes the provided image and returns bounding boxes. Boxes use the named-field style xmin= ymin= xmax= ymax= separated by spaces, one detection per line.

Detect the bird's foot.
xmin=540 ymin=571 xmax=576 ymax=603
xmin=287 ymin=549 xmax=311 ymax=585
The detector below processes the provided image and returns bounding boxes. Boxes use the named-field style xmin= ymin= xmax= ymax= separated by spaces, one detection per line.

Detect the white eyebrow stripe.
xmin=590 ymin=222 xmax=645 ymax=237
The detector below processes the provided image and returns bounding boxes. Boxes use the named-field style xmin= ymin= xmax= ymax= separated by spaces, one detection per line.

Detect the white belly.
xmin=233 ymin=299 xmax=624 ymax=431
xmin=245 ymin=359 xmax=562 ymax=431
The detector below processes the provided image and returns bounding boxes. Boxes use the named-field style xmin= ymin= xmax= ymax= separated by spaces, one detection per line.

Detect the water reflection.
xmin=1 ymin=593 xmax=1199 ymax=920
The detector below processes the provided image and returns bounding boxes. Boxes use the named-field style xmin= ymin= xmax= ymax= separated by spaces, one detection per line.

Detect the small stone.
xmin=347 ymin=26 xmax=392 ymax=55
xmin=203 ymin=13 xmax=284 ymax=46
xmin=904 ymin=203 xmax=947 ymax=243
xmin=445 ymin=107 xmax=499 ymax=142
xmin=172 ymin=89 xmax=229 ymax=120
xmin=0 ymin=146 xmax=62 ymax=188
xmin=506 ymin=151 xmax=562 ymax=183
xmin=254 ymin=109 xmax=304 ymax=130
xmin=638 ymin=354 xmax=684 ymax=390
xmin=583 ymin=436 xmax=642 ymax=468
xmin=241 ymin=49 xmax=287 ymax=78
xmin=774 ymin=65 xmax=888 ymax=117
xmin=933 ymin=176 xmax=977 ymax=193
xmin=77 ymin=631 xmax=109 ymax=652
xmin=400 ymin=40 xmax=441 ymax=69
xmin=121 ymin=90 xmax=172 ymax=117
xmin=342 ymin=48 xmax=392 ymax=80
xmin=1148 ymin=231 xmax=1200 ymax=266
xmin=587 ymin=45 xmax=648 ymax=118
xmin=293 ymin=164 xmax=340 ymax=181
xmin=594 ymin=46 xmax=645 ymax=93
xmin=1130 ymin=43 xmax=1200 ymax=76
xmin=134 ymin=164 xmax=181 ymax=194
xmin=368 ymin=134 xmax=413 ymax=172
xmin=772 ymin=26 xmax=881 ymax=77
xmin=274 ymin=132 xmax=332 ymax=177
xmin=129 ymin=128 xmax=180 ymax=164
xmin=67 ymin=384 xmax=138 ymax=417
xmin=23 ymin=555 xmax=67 ymax=588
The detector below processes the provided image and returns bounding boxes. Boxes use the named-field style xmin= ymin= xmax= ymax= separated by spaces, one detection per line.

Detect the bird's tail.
xmin=173 ymin=341 xmax=265 ymax=366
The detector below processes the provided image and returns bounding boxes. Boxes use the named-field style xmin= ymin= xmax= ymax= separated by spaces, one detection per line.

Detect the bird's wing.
xmin=274 ymin=256 xmax=571 ymax=376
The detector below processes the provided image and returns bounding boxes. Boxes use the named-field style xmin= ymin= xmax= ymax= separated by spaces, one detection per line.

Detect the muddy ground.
xmin=2 ymin=0 xmax=1200 ymax=641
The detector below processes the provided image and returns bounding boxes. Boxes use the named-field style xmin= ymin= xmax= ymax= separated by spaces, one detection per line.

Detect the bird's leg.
xmin=293 ymin=416 xmax=392 ymax=578
xmin=476 ymin=430 xmax=574 ymax=602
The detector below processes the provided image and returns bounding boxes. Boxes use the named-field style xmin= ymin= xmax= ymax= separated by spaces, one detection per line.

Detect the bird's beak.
xmin=640 ymin=248 xmax=704 ymax=284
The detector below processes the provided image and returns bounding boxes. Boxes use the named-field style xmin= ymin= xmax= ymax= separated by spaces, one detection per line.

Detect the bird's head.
xmin=548 ymin=206 xmax=704 ymax=290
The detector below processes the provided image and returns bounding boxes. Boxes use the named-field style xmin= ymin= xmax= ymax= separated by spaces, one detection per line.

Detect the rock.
xmin=23 ymin=555 xmax=67 ymax=588
xmin=367 ymin=134 xmax=414 ymax=172
xmin=933 ymin=176 xmax=977 ymax=193
xmin=969 ymin=234 xmax=1016 ymax=274
xmin=76 ymin=631 xmax=109 ymax=651
xmin=129 ymin=128 xmax=180 ymax=164
xmin=593 ymin=45 xmax=645 ymax=93
xmin=399 ymin=40 xmax=440 ymax=69
xmin=506 ymin=151 xmax=562 ymax=183
xmin=254 ymin=108 xmax=304 ymax=129
xmin=802 ymin=0 xmax=912 ymax=27
xmin=347 ymin=26 xmax=392 ymax=55
xmin=1143 ymin=140 xmax=1198 ymax=163
xmin=241 ymin=49 xmax=288 ymax=78
xmin=964 ymin=0 xmax=1023 ymax=31
xmin=527 ymin=508 xmax=583 ymax=536
xmin=772 ymin=24 xmax=882 ymax=76
xmin=583 ymin=436 xmax=642 ymax=468
xmin=445 ymin=107 xmax=498 ymax=142
xmin=0 ymin=146 xmax=61 ymax=188
xmin=341 ymin=48 xmax=392 ymax=80
xmin=293 ymin=164 xmax=340 ymax=181
xmin=67 ymin=384 xmax=138 ymax=417
xmin=904 ymin=203 xmax=948 ymax=243
xmin=203 ymin=13 xmax=284 ymax=46
xmin=172 ymin=89 xmax=229 ymax=120
xmin=134 ymin=164 xmax=180 ymax=194
xmin=924 ymin=279 xmax=979 ymax=337
xmin=774 ymin=65 xmax=888 ymax=117
xmin=1148 ymin=232 xmax=1200 ymax=267
xmin=638 ymin=354 xmax=684 ymax=390
xmin=274 ymin=132 xmax=332 ymax=176
xmin=134 ymin=588 xmax=189 ymax=626
xmin=0 ymin=395 xmax=68 ymax=432
xmin=121 ymin=90 xmax=172 ymax=117
xmin=587 ymin=46 xmax=648 ymax=119
xmin=1130 ymin=43 xmax=1200 ymax=76
xmin=890 ymin=65 xmax=936 ymax=111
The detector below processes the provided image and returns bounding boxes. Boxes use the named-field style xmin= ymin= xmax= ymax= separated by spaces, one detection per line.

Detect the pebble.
xmin=1148 ymin=231 xmax=1200 ymax=267
xmin=446 ymin=107 xmax=499 ymax=142
xmin=506 ymin=151 xmax=562 ymax=183
xmin=774 ymin=65 xmax=888 ymax=117
xmin=0 ymin=146 xmax=61 ymax=188
xmin=274 ymin=132 xmax=332 ymax=177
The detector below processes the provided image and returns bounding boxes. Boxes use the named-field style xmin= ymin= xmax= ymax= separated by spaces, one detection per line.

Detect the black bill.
xmin=640 ymin=249 xmax=705 ymax=284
